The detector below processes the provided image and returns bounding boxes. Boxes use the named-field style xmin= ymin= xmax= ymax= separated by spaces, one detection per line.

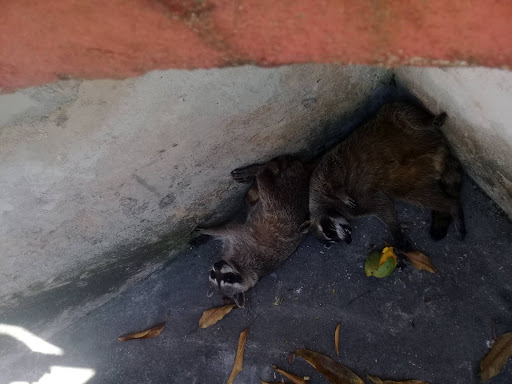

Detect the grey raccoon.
xmin=192 ymin=156 xmax=310 ymax=307
xmin=300 ymin=102 xmax=465 ymax=250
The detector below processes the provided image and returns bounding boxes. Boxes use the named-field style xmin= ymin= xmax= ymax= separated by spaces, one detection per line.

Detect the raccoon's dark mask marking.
xmin=222 ymin=273 xmax=243 ymax=284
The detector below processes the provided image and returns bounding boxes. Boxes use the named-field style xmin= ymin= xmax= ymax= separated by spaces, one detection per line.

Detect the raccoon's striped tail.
xmin=430 ymin=154 xmax=464 ymax=240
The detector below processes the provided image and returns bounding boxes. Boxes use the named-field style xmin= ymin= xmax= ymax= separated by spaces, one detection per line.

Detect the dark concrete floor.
xmin=3 ymin=177 xmax=512 ymax=384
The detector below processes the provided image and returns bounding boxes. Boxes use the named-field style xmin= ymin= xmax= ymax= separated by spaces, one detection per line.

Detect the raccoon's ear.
xmin=233 ymin=292 xmax=245 ymax=308
xmin=298 ymin=220 xmax=312 ymax=234
xmin=206 ymin=287 xmax=215 ymax=297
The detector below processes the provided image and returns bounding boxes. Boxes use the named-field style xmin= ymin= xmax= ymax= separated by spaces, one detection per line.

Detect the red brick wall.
xmin=2 ymin=0 xmax=512 ymax=92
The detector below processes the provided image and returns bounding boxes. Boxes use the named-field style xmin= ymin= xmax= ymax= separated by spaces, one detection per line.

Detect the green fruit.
xmin=365 ymin=249 xmax=396 ymax=278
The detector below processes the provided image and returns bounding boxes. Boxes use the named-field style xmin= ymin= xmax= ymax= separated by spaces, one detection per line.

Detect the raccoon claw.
xmin=231 ymin=165 xmax=260 ymax=183
xmin=344 ymin=197 xmax=357 ymax=209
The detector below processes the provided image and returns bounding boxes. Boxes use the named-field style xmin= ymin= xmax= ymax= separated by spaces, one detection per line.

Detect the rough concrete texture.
xmin=2 ymin=1 xmax=512 ymax=91
xmin=0 ymin=65 xmax=392 ymax=337
xmin=2 ymin=177 xmax=511 ymax=384
xmin=396 ymin=67 xmax=512 ymax=219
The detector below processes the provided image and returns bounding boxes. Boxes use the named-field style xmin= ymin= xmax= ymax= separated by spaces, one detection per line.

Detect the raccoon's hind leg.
xmin=430 ymin=155 xmax=465 ymax=240
xmin=408 ymin=184 xmax=465 ymax=241
xmin=369 ymin=192 xmax=411 ymax=251
xmin=253 ymin=166 xmax=277 ymax=205
xmin=428 ymin=196 xmax=465 ymax=240
xmin=245 ymin=183 xmax=259 ymax=206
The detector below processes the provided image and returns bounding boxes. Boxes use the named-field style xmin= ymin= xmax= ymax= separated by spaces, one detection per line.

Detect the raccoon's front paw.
xmin=339 ymin=224 xmax=352 ymax=244
xmin=231 ymin=166 xmax=259 ymax=183
xmin=343 ymin=197 xmax=357 ymax=209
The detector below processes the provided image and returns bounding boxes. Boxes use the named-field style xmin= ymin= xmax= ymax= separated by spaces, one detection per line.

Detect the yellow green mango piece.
xmin=365 ymin=248 xmax=397 ymax=278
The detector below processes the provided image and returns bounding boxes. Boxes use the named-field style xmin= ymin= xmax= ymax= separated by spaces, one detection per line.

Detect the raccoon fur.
xmin=300 ymin=102 xmax=466 ymax=250
xmin=192 ymin=156 xmax=310 ymax=307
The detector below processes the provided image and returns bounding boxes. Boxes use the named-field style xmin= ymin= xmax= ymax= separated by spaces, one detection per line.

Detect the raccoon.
xmin=300 ymin=102 xmax=465 ymax=250
xmin=192 ymin=156 xmax=310 ymax=307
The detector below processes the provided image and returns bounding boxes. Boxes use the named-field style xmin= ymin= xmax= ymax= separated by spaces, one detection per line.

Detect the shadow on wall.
xmin=309 ymin=76 xmax=427 ymax=159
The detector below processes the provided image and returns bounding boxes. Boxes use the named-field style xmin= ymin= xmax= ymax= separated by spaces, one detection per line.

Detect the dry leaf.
xmin=367 ymin=375 xmax=427 ymax=384
xmin=199 ymin=304 xmax=236 ymax=328
xmin=261 ymin=381 xmax=286 ymax=384
xmin=118 ymin=317 xmax=167 ymax=342
xmin=273 ymin=365 xmax=309 ymax=384
xmin=227 ymin=328 xmax=249 ymax=384
xmin=403 ymin=250 xmax=436 ymax=273
xmin=296 ymin=349 xmax=364 ymax=384
xmin=335 ymin=323 xmax=341 ymax=356
xmin=480 ymin=332 xmax=512 ymax=381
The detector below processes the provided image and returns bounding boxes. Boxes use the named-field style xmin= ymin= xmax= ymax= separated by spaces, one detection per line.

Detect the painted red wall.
xmin=2 ymin=0 xmax=512 ymax=91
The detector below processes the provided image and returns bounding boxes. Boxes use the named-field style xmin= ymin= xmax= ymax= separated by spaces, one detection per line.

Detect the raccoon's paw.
xmin=340 ymin=224 xmax=352 ymax=244
xmin=335 ymin=223 xmax=352 ymax=244
xmin=343 ymin=197 xmax=357 ymax=209
xmin=231 ymin=165 xmax=260 ymax=183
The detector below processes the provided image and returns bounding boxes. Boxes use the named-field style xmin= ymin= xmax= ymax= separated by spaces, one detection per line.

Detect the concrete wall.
xmin=0 ymin=64 xmax=392 ymax=336
xmin=396 ymin=67 xmax=512 ymax=218
xmin=3 ymin=1 xmax=512 ymax=91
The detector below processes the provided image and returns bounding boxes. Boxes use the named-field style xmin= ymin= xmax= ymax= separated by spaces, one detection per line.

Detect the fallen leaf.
xmin=367 ymin=375 xmax=427 ymax=384
xmin=227 ymin=328 xmax=249 ymax=384
xmin=480 ymin=331 xmax=512 ymax=381
xmin=199 ymin=304 xmax=236 ymax=328
xmin=118 ymin=317 xmax=167 ymax=342
xmin=403 ymin=250 xmax=436 ymax=273
xmin=288 ymin=352 xmax=296 ymax=364
xmin=335 ymin=324 xmax=341 ymax=356
xmin=295 ymin=349 xmax=364 ymax=384
xmin=273 ymin=365 xmax=309 ymax=384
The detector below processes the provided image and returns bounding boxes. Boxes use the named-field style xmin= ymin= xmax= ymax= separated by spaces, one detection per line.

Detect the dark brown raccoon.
xmin=192 ymin=156 xmax=310 ymax=307
xmin=300 ymin=102 xmax=465 ymax=250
